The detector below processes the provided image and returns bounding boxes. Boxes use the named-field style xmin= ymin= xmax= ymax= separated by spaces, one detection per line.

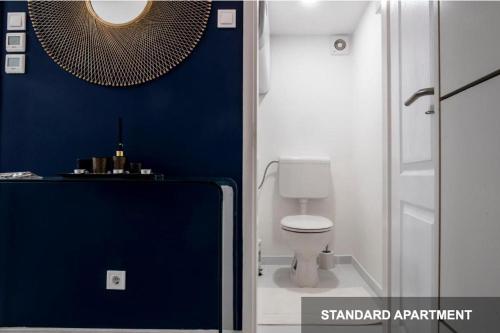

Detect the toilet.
xmin=278 ymin=157 xmax=333 ymax=287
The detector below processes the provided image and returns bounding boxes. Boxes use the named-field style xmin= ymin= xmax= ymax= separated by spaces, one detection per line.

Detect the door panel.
xmin=400 ymin=0 xmax=433 ymax=164
xmin=441 ymin=1 xmax=500 ymax=95
xmin=401 ymin=203 xmax=434 ymax=298
xmin=441 ymin=76 xmax=500 ymax=297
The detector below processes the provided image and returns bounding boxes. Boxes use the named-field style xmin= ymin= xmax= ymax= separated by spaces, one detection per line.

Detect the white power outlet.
xmin=106 ymin=270 xmax=126 ymax=290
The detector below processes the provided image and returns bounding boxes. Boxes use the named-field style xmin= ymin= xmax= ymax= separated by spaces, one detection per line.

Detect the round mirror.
xmin=87 ymin=0 xmax=151 ymax=26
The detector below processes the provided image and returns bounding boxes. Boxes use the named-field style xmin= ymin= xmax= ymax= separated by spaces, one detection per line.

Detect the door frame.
xmin=242 ymin=1 xmax=258 ymax=333
xmin=242 ymin=1 xmax=392 ymax=332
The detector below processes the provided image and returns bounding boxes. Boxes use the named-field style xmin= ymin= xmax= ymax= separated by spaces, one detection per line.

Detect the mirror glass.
xmin=88 ymin=0 xmax=150 ymax=26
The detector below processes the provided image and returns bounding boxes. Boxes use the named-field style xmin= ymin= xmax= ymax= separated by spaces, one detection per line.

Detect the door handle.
xmin=404 ymin=87 xmax=434 ymax=106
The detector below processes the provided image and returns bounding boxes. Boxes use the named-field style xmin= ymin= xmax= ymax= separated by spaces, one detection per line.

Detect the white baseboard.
xmin=0 ymin=329 xmax=217 ymax=333
xmin=351 ymin=256 xmax=383 ymax=297
xmin=261 ymin=255 xmax=383 ymax=297
xmin=261 ymin=256 xmax=292 ymax=265
xmin=333 ymin=255 xmax=352 ymax=264
xmin=261 ymin=254 xmax=352 ymax=266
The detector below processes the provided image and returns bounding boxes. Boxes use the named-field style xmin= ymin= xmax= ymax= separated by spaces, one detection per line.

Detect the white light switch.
xmin=218 ymin=9 xmax=236 ymax=28
xmin=106 ymin=270 xmax=126 ymax=290
xmin=7 ymin=12 xmax=26 ymax=31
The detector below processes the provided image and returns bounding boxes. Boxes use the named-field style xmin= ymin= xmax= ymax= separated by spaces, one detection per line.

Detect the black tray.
xmin=58 ymin=173 xmax=163 ymax=180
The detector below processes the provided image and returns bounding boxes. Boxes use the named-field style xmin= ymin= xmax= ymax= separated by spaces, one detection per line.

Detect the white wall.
xmin=350 ymin=3 xmax=383 ymax=286
xmin=257 ymin=3 xmax=383 ymax=286
xmin=257 ymin=35 xmax=355 ymax=257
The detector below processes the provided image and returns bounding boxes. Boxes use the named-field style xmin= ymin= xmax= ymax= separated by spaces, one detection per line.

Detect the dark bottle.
xmin=116 ymin=117 xmax=125 ymax=157
xmin=113 ymin=117 xmax=126 ymax=171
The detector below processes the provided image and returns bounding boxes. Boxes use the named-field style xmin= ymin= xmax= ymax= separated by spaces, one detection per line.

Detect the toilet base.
xmin=290 ymin=255 xmax=320 ymax=287
xmin=280 ymin=225 xmax=333 ymax=288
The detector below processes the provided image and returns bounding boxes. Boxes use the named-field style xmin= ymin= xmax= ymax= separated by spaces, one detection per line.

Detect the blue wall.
xmin=0 ymin=0 xmax=243 ymax=329
xmin=0 ymin=181 xmax=223 ymax=329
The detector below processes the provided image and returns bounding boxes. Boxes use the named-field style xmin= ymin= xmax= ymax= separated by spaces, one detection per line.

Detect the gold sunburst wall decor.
xmin=28 ymin=0 xmax=211 ymax=87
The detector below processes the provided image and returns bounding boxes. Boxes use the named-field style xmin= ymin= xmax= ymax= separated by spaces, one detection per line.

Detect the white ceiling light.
xmin=269 ymin=1 xmax=369 ymax=35
xmin=302 ymin=0 xmax=318 ymax=7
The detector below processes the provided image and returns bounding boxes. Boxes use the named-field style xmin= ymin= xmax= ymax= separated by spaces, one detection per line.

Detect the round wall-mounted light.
xmin=302 ymin=0 xmax=318 ymax=7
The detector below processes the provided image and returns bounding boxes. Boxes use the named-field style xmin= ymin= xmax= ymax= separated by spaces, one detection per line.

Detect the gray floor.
xmin=258 ymin=263 xmax=377 ymax=295
xmin=257 ymin=264 xmax=382 ymax=333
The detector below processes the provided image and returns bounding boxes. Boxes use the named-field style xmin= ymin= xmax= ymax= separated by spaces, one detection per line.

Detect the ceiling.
xmin=268 ymin=1 xmax=370 ymax=35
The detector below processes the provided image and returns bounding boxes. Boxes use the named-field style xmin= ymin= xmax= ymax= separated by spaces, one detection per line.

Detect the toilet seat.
xmin=280 ymin=215 xmax=333 ymax=233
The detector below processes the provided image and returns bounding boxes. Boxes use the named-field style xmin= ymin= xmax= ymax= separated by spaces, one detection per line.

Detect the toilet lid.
xmin=280 ymin=215 xmax=333 ymax=233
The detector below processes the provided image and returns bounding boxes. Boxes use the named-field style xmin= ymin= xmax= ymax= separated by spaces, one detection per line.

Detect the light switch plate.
xmin=106 ymin=270 xmax=126 ymax=290
xmin=218 ymin=9 xmax=236 ymax=28
xmin=7 ymin=12 xmax=26 ymax=31
xmin=5 ymin=54 xmax=25 ymax=74
xmin=6 ymin=32 xmax=26 ymax=52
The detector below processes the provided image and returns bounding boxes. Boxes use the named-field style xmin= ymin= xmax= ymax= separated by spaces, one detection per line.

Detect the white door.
xmin=389 ymin=1 xmax=439 ymax=332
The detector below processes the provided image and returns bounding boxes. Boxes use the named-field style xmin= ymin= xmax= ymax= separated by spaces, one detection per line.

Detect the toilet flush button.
xmin=106 ymin=270 xmax=126 ymax=290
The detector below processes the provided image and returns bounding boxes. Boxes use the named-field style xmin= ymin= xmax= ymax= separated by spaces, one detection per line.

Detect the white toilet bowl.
xmin=281 ymin=215 xmax=333 ymax=287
